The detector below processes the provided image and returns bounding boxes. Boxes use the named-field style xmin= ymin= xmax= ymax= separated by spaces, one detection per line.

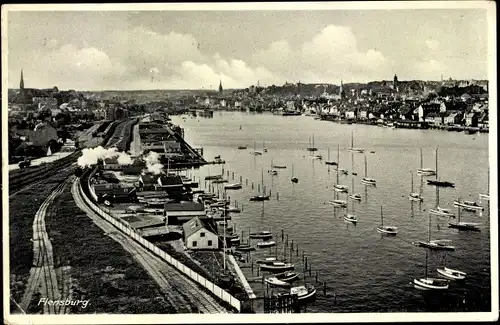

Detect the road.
xmin=71 ymin=178 xmax=230 ymax=313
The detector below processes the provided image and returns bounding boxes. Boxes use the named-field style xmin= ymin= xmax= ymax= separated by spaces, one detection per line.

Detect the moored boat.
xmin=453 ymin=200 xmax=484 ymax=211
xmin=224 ymin=183 xmax=242 ymax=190
xmin=265 ymin=277 xmax=291 ymax=287
xmin=329 ymin=199 xmax=347 ymax=208
xmin=275 ymin=271 xmax=300 ymax=282
xmin=344 ymin=214 xmax=358 ymax=224
xmin=413 ymin=278 xmax=449 ymax=290
xmin=334 ymin=184 xmax=349 ymax=192
xmin=260 ymin=262 xmax=295 ymax=272
xmin=235 ymin=244 xmax=255 ymax=252
xmin=290 ymin=284 xmax=317 ymax=301
xmin=249 ymin=231 xmax=273 ymax=239
xmin=376 ymin=206 xmax=398 ymax=235
xmin=437 ymin=267 xmax=466 ymax=280
xmin=429 ymin=207 xmax=455 ymax=218
xmin=257 ymin=240 xmax=276 ymax=248
xmin=237 ymin=145 xmax=247 ymax=149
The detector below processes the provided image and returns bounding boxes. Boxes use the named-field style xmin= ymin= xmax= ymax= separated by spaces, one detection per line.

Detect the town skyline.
xmin=6 ymin=5 xmax=492 ymax=91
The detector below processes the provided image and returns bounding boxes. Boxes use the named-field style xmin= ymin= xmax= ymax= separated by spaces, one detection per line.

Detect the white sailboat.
xmin=344 ymin=194 xmax=358 ymax=224
xmin=409 ymin=171 xmax=423 ymax=202
xmin=414 ymin=250 xmax=450 ymax=290
xmin=453 ymin=199 xmax=484 ymax=211
xmin=251 ymin=140 xmax=262 ymax=156
xmin=334 ymin=145 xmax=349 ymax=192
xmin=437 ymin=254 xmax=467 ymax=280
xmin=376 ymin=206 xmax=398 ymax=235
xmin=349 ymin=153 xmax=361 ymax=201
xmin=449 ymin=201 xmax=481 ymax=232
xmin=361 ymin=154 xmax=376 ymax=186
xmin=429 ymin=186 xmax=455 ymax=217
xmin=348 ymin=130 xmax=365 ymax=153
xmin=418 ymin=214 xmax=456 ymax=251
xmin=416 ymin=148 xmax=436 ymax=176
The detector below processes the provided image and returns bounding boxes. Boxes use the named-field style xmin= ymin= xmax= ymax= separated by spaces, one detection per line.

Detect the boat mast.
xmin=261 ymin=168 xmax=264 ymax=195
xmin=425 ymin=250 xmax=428 ymax=278
xmin=428 ymin=214 xmax=431 ymax=242
xmin=380 ymin=206 xmax=383 ymax=226
xmin=328 ymin=148 xmax=330 ymax=161
xmin=411 ymin=171 xmax=414 ymax=192
xmin=336 ymin=144 xmax=340 ymax=184
xmin=435 ymin=147 xmax=439 ymax=180
xmin=457 ymin=199 xmax=461 ymax=223
xmin=351 ymin=130 xmax=354 ymax=149
xmin=420 ymin=148 xmax=423 ymax=169
xmin=364 ymin=154 xmax=368 ymax=178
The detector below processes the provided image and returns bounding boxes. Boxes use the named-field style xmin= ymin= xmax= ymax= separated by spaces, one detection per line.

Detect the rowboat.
xmin=224 ymin=183 xmax=242 ymax=190
xmin=265 ymin=277 xmax=291 ymax=287
xmin=257 ymin=241 xmax=276 ymax=248
xmin=275 ymin=271 xmax=300 ymax=282
xmin=290 ymin=284 xmax=317 ymax=301
xmin=249 ymin=231 xmax=273 ymax=239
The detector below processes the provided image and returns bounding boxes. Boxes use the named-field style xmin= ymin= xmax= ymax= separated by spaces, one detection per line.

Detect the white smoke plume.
xmin=143 ymin=151 xmax=164 ymax=175
xmin=77 ymin=146 xmax=133 ymax=167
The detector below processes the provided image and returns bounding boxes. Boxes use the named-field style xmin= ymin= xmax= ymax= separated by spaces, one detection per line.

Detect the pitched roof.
xmin=182 ymin=216 xmax=210 ymax=238
xmin=140 ymin=174 xmax=158 ymax=185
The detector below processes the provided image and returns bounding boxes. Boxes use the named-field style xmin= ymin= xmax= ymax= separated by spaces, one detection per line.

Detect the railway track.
xmin=20 ymin=176 xmax=74 ymax=314
xmin=72 ymin=178 xmax=229 ymax=313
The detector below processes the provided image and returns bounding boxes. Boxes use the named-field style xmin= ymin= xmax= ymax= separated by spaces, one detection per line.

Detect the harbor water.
xmin=170 ymin=111 xmax=491 ymax=313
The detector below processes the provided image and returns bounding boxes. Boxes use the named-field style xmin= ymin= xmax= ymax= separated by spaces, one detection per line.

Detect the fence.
xmin=78 ymin=176 xmax=241 ymax=312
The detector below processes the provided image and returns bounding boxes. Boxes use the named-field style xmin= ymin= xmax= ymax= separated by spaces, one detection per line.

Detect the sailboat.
xmin=479 ymin=168 xmax=490 ymax=200
xmin=437 ymin=254 xmax=467 ymax=280
xmin=418 ymin=214 xmax=456 ymax=251
xmin=325 ymin=148 xmax=338 ymax=166
xmin=344 ymin=195 xmax=358 ymax=224
xmin=414 ymin=250 xmax=450 ymax=290
xmin=426 ymin=147 xmax=455 ymax=187
xmin=306 ymin=135 xmax=318 ymax=151
xmin=330 ymin=150 xmax=348 ymax=207
xmin=348 ymin=130 xmax=365 ymax=153
xmin=291 ymin=164 xmax=298 ymax=183
xmin=429 ymin=186 xmax=455 ymax=217
xmin=251 ymin=141 xmax=262 ymax=156
xmin=417 ymin=148 xmax=436 ymax=176
xmin=453 ymin=199 xmax=484 ymax=212
xmin=361 ymin=154 xmax=376 ymax=186
xmin=348 ymin=153 xmax=361 ymax=201
xmin=449 ymin=201 xmax=481 ymax=231
xmin=334 ymin=145 xmax=349 ymax=193
xmin=268 ymin=158 xmax=278 ymax=176
xmin=409 ymin=171 xmax=423 ymax=201
xmin=249 ymin=169 xmax=270 ymax=201
xmin=376 ymin=206 xmax=398 ymax=235
xmin=334 ymin=144 xmax=348 ymax=175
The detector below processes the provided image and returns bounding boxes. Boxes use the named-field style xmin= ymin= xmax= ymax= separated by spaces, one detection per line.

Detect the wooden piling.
xmin=257 ymin=266 xmax=260 ymax=276
xmin=309 ymin=266 xmax=312 ymax=276
xmin=305 ymin=257 xmax=308 ymax=269
xmin=277 ymin=192 xmax=279 ymax=200
xmin=291 ymin=240 xmax=294 ymax=251
xmin=296 ymin=245 xmax=299 ymax=256
xmin=232 ymin=172 xmax=234 ymax=179
xmin=252 ymin=182 xmax=254 ymax=190
xmin=315 ymin=271 xmax=318 ymax=283
xmin=323 ymin=282 xmax=327 ymax=296
xmin=281 ymin=229 xmax=284 ymax=241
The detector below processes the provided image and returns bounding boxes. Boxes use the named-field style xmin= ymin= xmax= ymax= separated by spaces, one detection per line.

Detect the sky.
xmin=6 ymin=5 xmax=491 ymax=91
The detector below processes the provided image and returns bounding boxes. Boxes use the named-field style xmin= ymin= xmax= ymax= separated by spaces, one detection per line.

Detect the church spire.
xmin=20 ymin=69 xmax=24 ymax=90
xmin=218 ymin=80 xmax=223 ymax=94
